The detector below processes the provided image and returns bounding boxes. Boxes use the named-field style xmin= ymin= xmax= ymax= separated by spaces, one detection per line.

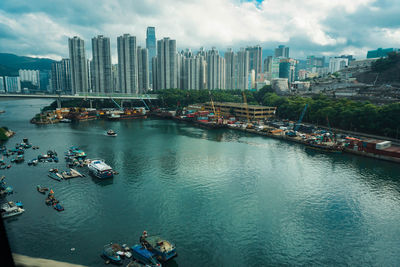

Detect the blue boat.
xmin=53 ymin=203 xmax=64 ymax=211
xmin=102 ymin=243 xmax=122 ymax=264
xmin=131 ymin=245 xmax=161 ymax=267
xmin=145 ymin=236 xmax=177 ymax=261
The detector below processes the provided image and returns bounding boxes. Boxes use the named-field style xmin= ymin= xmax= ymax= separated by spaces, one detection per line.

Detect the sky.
xmin=0 ymin=0 xmax=399 ymax=62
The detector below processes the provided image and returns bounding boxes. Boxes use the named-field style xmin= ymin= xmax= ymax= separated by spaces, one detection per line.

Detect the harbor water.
xmin=2 ymin=98 xmax=400 ymax=266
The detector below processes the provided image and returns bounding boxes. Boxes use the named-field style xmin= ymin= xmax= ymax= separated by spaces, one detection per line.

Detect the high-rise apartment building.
xmin=329 ymin=57 xmax=348 ymax=73
xmin=180 ymin=49 xmax=206 ymax=90
xmin=5 ymin=76 xmax=21 ymax=93
xmin=279 ymin=58 xmax=298 ymax=83
xmin=92 ymin=35 xmax=112 ymax=93
xmin=246 ymin=46 xmax=262 ymax=78
xmin=146 ymin=27 xmax=156 ymax=89
xmin=51 ymin=59 xmax=72 ymax=94
xmin=206 ymin=48 xmax=225 ymax=90
xmin=154 ymin=37 xmax=177 ymax=90
xmin=111 ymin=64 xmax=119 ymax=93
xmin=0 ymin=77 xmax=5 ymax=92
xmin=68 ymin=36 xmax=88 ymax=94
xmin=237 ymin=49 xmax=249 ymax=89
xmin=117 ymin=34 xmax=138 ymax=94
xmin=19 ymin=69 xmax=40 ymax=88
xmin=225 ymin=49 xmax=236 ymax=89
xmin=137 ymin=46 xmax=149 ymax=93
xmin=274 ymin=45 xmax=290 ymax=58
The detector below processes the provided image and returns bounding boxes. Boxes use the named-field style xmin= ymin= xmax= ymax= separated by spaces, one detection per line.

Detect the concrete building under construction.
xmin=204 ymin=102 xmax=276 ymax=121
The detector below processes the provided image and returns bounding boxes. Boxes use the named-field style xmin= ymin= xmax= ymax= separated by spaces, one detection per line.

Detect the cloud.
xmin=0 ymin=0 xmax=399 ymax=61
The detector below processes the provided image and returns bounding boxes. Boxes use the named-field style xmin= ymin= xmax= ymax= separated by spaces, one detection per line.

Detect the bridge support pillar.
xmin=89 ymin=100 xmax=93 ymax=109
xmin=121 ymin=100 xmax=124 ymax=109
xmin=56 ymin=98 xmax=61 ymax=109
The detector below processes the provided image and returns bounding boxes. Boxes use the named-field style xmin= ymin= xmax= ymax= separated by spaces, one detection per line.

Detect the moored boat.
xmin=37 ymin=185 xmax=49 ymax=194
xmin=88 ymin=159 xmax=114 ymax=179
xmin=53 ymin=203 xmax=64 ymax=211
xmin=1 ymin=201 xmax=25 ymax=218
xmin=101 ymin=243 xmax=122 ymax=264
xmin=131 ymin=245 xmax=161 ymax=267
xmin=145 ymin=236 xmax=177 ymax=261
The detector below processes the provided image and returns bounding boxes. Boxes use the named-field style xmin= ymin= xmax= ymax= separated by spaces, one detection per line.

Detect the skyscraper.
xmin=137 ymin=46 xmax=149 ymax=93
xmin=246 ymin=45 xmax=262 ymax=78
xmin=154 ymin=37 xmax=177 ymax=90
xmin=117 ymin=34 xmax=138 ymax=94
xmin=69 ymin=36 xmax=88 ymax=94
xmin=224 ymin=49 xmax=236 ymax=89
xmin=206 ymin=48 xmax=225 ymax=90
xmin=274 ymin=45 xmax=290 ymax=58
xmin=146 ymin=27 xmax=156 ymax=89
xmin=237 ymin=49 xmax=249 ymax=89
xmin=92 ymin=35 xmax=112 ymax=93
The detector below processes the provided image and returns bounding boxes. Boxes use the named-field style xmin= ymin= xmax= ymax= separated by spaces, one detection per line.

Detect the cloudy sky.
xmin=0 ymin=0 xmax=399 ymax=62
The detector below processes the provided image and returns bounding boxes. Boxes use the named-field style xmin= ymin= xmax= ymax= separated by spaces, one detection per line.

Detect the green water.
xmin=1 ymin=99 xmax=400 ymax=266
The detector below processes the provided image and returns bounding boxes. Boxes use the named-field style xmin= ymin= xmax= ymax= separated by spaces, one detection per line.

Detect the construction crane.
xmin=287 ymin=103 xmax=308 ymax=137
xmin=242 ymin=91 xmax=250 ymax=122
xmin=209 ymin=91 xmax=217 ymax=118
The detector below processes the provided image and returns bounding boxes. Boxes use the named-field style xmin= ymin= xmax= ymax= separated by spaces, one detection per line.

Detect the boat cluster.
xmin=102 ymin=232 xmax=177 ymax=266
xmin=39 ymin=188 xmax=64 ymax=211
xmin=0 ymin=176 xmax=13 ymax=197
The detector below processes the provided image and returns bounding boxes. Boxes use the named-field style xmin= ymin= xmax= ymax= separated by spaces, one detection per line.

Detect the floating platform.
xmin=61 ymin=168 xmax=84 ymax=179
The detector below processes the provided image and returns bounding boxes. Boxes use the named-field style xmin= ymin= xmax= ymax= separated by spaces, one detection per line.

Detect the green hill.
xmin=0 ymin=53 xmax=55 ymax=76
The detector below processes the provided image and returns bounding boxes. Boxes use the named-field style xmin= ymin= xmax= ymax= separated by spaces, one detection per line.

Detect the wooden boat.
xmin=48 ymin=172 xmax=62 ymax=181
xmin=37 ymin=185 xmax=49 ymax=194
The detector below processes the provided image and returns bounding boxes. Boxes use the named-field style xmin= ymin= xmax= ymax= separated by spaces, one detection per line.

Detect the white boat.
xmin=87 ymin=159 xmax=114 ymax=179
xmin=1 ymin=201 xmax=25 ymax=218
xmin=106 ymin=130 xmax=117 ymax=137
xmin=60 ymin=118 xmax=72 ymax=123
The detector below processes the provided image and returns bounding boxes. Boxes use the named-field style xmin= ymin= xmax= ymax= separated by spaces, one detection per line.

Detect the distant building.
xmin=274 ymin=45 xmax=289 ymax=58
xmin=246 ymin=45 xmax=262 ymax=78
xmin=51 ymin=58 xmax=72 ymax=94
xmin=68 ymin=36 xmax=88 ymax=94
xmin=137 ymin=46 xmax=149 ymax=93
xmin=19 ymin=69 xmax=40 ymax=88
xmin=146 ymin=27 xmax=156 ymax=89
xmin=117 ymin=34 xmax=138 ymax=94
xmin=271 ymin=78 xmax=289 ymax=95
xmin=329 ymin=57 xmax=348 ymax=73
xmin=0 ymin=77 xmax=4 ymax=92
xmin=153 ymin=37 xmax=178 ymax=90
xmin=111 ymin=64 xmax=119 ymax=93
xmin=279 ymin=58 xmax=297 ymax=83
xmin=367 ymin=48 xmax=399 ymax=58
xmin=92 ymin=35 xmax=112 ymax=93
xmin=204 ymin=102 xmax=276 ymax=121
xmin=263 ymin=56 xmax=272 ymax=73
xmin=5 ymin=76 xmax=21 ymax=93
xmin=306 ymin=56 xmax=325 ymax=69
xmin=206 ymin=48 xmax=225 ymax=90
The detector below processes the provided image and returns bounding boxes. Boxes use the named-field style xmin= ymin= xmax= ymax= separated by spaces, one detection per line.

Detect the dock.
xmin=61 ymin=168 xmax=84 ymax=179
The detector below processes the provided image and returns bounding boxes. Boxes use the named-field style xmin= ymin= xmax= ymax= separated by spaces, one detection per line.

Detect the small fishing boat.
xmin=130 ymin=245 xmax=161 ymax=267
xmin=48 ymin=172 xmax=62 ymax=181
xmin=145 ymin=236 xmax=177 ymax=261
xmin=106 ymin=129 xmax=117 ymax=137
xmin=28 ymin=159 xmax=39 ymax=166
xmin=53 ymin=203 xmax=64 ymax=211
xmin=37 ymin=185 xmax=49 ymax=194
xmin=102 ymin=243 xmax=122 ymax=264
xmin=12 ymin=154 xmax=24 ymax=163
xmin=60 ymin=118 xmax=72 ymax=123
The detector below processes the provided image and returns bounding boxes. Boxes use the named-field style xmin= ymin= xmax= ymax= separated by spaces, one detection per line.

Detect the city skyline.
xmin=0 ymin=0 xmax=399 ymax=61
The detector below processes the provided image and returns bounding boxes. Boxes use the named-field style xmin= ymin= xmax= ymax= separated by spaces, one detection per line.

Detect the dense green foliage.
xmin=0 ymin=127 xmax=9 ymax=141
xmin=157 ymin=88 xmax=257 ymax=108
